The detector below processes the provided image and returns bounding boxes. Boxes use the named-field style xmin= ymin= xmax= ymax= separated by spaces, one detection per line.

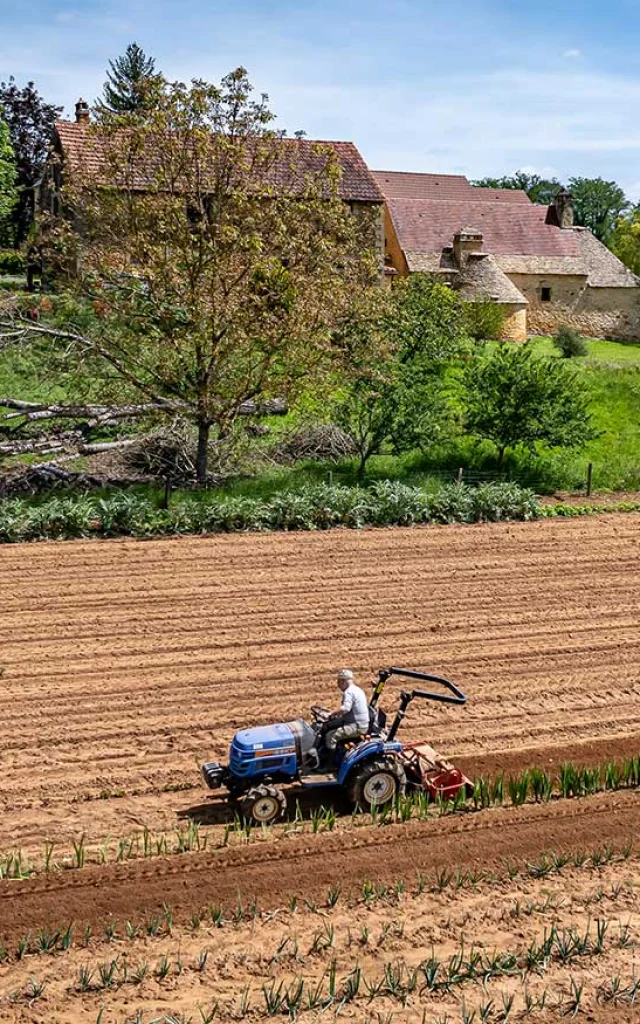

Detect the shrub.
xmin=463 ymin=299 xmax=506 ymax=341
xmin=553 ymin=325 xmax=588 ymax=359
xmin=0 ymin=249 xmax=25 ymax=275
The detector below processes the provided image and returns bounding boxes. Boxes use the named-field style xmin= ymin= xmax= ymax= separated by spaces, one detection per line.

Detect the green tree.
xmin=97 ymin=42 xmax=164 ymax=115
xmin=0 ymin=78 xmax=62 ymax=244
xmin=464 ymin=343 xmax=595 ymax=465
xmin=0 ymin=114 xmax=17 ymax=225
xmin=472 ymin=171 xmax=562 ymax=205
xmin=567 ymin=176 xmax=629 ymax=243
xmin=334 ymin=276 xmax=467 ymax=477
xmin=610 ymin=207 xmax=640 ymax=276
xmin=2 ymin=69 xmax=377 ymax=483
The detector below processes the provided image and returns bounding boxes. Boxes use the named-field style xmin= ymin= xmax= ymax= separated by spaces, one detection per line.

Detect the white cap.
xmin=337 ymin=669 xmax=354 ymax=682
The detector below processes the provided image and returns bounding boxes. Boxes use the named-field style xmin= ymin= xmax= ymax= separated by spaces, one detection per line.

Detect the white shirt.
xmin=341 ymin=683 xmax=370 ymax=731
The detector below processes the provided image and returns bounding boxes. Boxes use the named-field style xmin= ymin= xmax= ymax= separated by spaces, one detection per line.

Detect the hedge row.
xmin=0 ymin=482 xmax=540 ymax=543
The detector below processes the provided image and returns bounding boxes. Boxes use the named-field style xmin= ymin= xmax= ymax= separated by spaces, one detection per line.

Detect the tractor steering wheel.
xmin=310 ymin=705 xmax=331 ymax=724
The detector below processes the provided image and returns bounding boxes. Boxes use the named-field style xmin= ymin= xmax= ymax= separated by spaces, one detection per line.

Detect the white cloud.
xmin=1 ymin=1 xmax=639 ymax=196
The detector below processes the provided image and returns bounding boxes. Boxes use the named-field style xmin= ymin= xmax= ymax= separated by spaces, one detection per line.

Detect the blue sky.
xmin=1 ymin=0 xmax=640 ymax=199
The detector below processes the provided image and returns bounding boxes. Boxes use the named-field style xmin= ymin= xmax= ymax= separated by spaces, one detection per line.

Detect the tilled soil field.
xmin=1 ymin=513 xmax=640 ymax=1022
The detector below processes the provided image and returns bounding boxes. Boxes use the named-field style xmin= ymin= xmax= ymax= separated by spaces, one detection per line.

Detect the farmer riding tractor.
xmin=201 ymin=667 xmax=470 ymax=824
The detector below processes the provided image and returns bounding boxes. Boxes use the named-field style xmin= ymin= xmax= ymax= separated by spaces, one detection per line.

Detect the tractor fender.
xmin=337 ymin=739 xmax=403 ymax=786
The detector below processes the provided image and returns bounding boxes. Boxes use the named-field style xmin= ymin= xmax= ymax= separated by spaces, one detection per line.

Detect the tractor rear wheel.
xmin=240 ymin=784 xmax=287 ymax=825
xmin=347 ymin=757 xmax=406 ymax=812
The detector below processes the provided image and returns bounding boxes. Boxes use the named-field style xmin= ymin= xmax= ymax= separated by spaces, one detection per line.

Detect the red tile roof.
xmin=372 ymin=169 xmax=530 ymax=204
xmin=54 ymin=122 xmax=384 ymax=203
xmin=473 ymin=187 xmax=531 ymax=204
xmin=372 ymin=170 xmax=475 ymax=200
xmin=387 ymin=196 xmax=582 ymax=257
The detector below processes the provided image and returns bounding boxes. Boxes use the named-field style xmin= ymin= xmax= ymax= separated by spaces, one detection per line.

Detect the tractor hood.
xmin=232 ymin=722 xmax=296 ymax=756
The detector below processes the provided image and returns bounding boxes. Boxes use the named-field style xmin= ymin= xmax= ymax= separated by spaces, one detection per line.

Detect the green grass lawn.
xmin=525 ymin=336 xmax=640 ymax=491
xmin=528 ymin=334 xmax=640 ymax=366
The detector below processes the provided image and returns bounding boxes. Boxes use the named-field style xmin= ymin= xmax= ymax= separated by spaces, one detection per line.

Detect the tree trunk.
xmin=497 ymin=445 xmax=506 ymax=468
xmin=196 ymin=420 xmax=211 ymax=484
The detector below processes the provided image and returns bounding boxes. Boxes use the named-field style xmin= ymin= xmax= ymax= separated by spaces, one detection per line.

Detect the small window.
xmin=541 ymin=286 xmax=552 ymax=302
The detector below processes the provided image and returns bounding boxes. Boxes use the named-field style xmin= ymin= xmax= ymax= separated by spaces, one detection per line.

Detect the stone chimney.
xmin=553 ymin=189 xmax=574 ymax=229
xmin=75 ymin=98 xmax=90 ymax=124
xmin=453 ymin=228 xmax=484 ymax=266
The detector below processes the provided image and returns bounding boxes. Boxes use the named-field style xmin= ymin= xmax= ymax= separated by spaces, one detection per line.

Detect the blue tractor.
xmin=201 ymin=667 xmax=469 ymax=824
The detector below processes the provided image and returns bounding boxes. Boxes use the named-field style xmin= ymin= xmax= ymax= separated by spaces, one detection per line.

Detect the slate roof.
xmin=575 ymin=227 xmax=640 ymax=288
xmin=372 ymin=169 xmax=530 ymax=204
xmin=495 ymin=255 xmax=585 ymax=276
xmin=54 ymin=121 xmax=384 ymax=203
xmin=456 ymin=253 xmax=528 ymax=305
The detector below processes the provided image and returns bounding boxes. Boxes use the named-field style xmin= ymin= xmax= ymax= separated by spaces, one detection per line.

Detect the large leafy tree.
xmin=473 ymin=171 xmax=629 ymax=244
xmin=464 ymin=343 xmax=595 ymax=464
xmin=97 ymin=42 xmax=164 ymax=115
xmin=2 ymin=69 xmax=378 ymax=482
xmin=0 ymin=114 xmax=17 ymax=226
xmin=472 ymin=171 xmax=562 ymax=205
xmin=0 ymin=78 xmax=62 ymax=244
xmin=610 ymin=207 xmax=640 ymax=276
xmin=567 ymin=176 xmax=629 ymax=243
xmin=334 ymin=276 xmax=467 ymax=476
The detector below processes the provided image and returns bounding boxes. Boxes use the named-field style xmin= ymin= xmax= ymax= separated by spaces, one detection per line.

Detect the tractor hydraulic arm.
xmin=380 ymin=669 xmax=468 ymax=741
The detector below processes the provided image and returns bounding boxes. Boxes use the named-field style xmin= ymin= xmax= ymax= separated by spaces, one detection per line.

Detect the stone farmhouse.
xmin=42 ymin=100 xmax=386 ymax=253
xmin=43 ymin=102 xmax=639 ymax=342
xmin=373 ymin=169 xmax=640 ymax=341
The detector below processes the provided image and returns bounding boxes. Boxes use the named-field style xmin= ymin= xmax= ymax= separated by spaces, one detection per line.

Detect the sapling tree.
xmin=463 ymin=342 xmax=595 ymax=464
xmin=334 ymin=276 xmax=467 ymax=477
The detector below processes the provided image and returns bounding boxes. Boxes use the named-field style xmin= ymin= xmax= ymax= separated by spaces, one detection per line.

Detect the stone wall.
xmin=506 ymin=272 xmax=640 ymax=341
xmin=527 ymin=299 xmax=640 ymax=342
xmin=499 ymin=305 xmax=528 ymax=342
xmin=508 ymin=273 xmax=587 ymax=309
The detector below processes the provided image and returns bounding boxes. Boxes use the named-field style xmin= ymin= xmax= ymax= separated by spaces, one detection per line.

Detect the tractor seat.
xmin=368 ymin=705 xmax=387 ymax=736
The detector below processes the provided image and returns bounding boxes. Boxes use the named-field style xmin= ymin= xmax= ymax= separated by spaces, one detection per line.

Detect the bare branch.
xmin=0 ymin=394 xmax=287 ymax=426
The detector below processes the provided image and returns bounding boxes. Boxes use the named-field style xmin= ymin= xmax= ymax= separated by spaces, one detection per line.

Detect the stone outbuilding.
xmin=374 ymin=170 xmax=640 ymax=341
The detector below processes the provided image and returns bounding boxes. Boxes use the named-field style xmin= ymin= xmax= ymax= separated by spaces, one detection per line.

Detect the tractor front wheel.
xmin=240 ymin=784 xmax=287 ymax=825
xmin=347 ymin=757 xmax=406 ymax=812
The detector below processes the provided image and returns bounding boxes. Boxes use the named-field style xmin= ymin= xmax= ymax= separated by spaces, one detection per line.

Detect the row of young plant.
xmin=0 ymin=839 xmax=632 ymax=967
xmin=2 ymin=756 xmax=638 ymax=881
xmin=0 ymin=482 xmax=541 ymax=541
xmin=8 ymin=915 xmax=636 ymax=1021
xmin=540 ymin=499 xmax=640 ymax=517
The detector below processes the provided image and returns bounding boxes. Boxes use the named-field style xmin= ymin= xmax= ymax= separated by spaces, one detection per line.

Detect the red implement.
xmin=399 ymin=742 xmax=471 ymax=800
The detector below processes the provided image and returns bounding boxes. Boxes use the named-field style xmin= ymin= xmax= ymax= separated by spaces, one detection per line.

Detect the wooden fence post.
xmin=586 ymin=462 xmax=593 ymax=497
xmin=161 ymin=476 xmax=172 ymax=510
